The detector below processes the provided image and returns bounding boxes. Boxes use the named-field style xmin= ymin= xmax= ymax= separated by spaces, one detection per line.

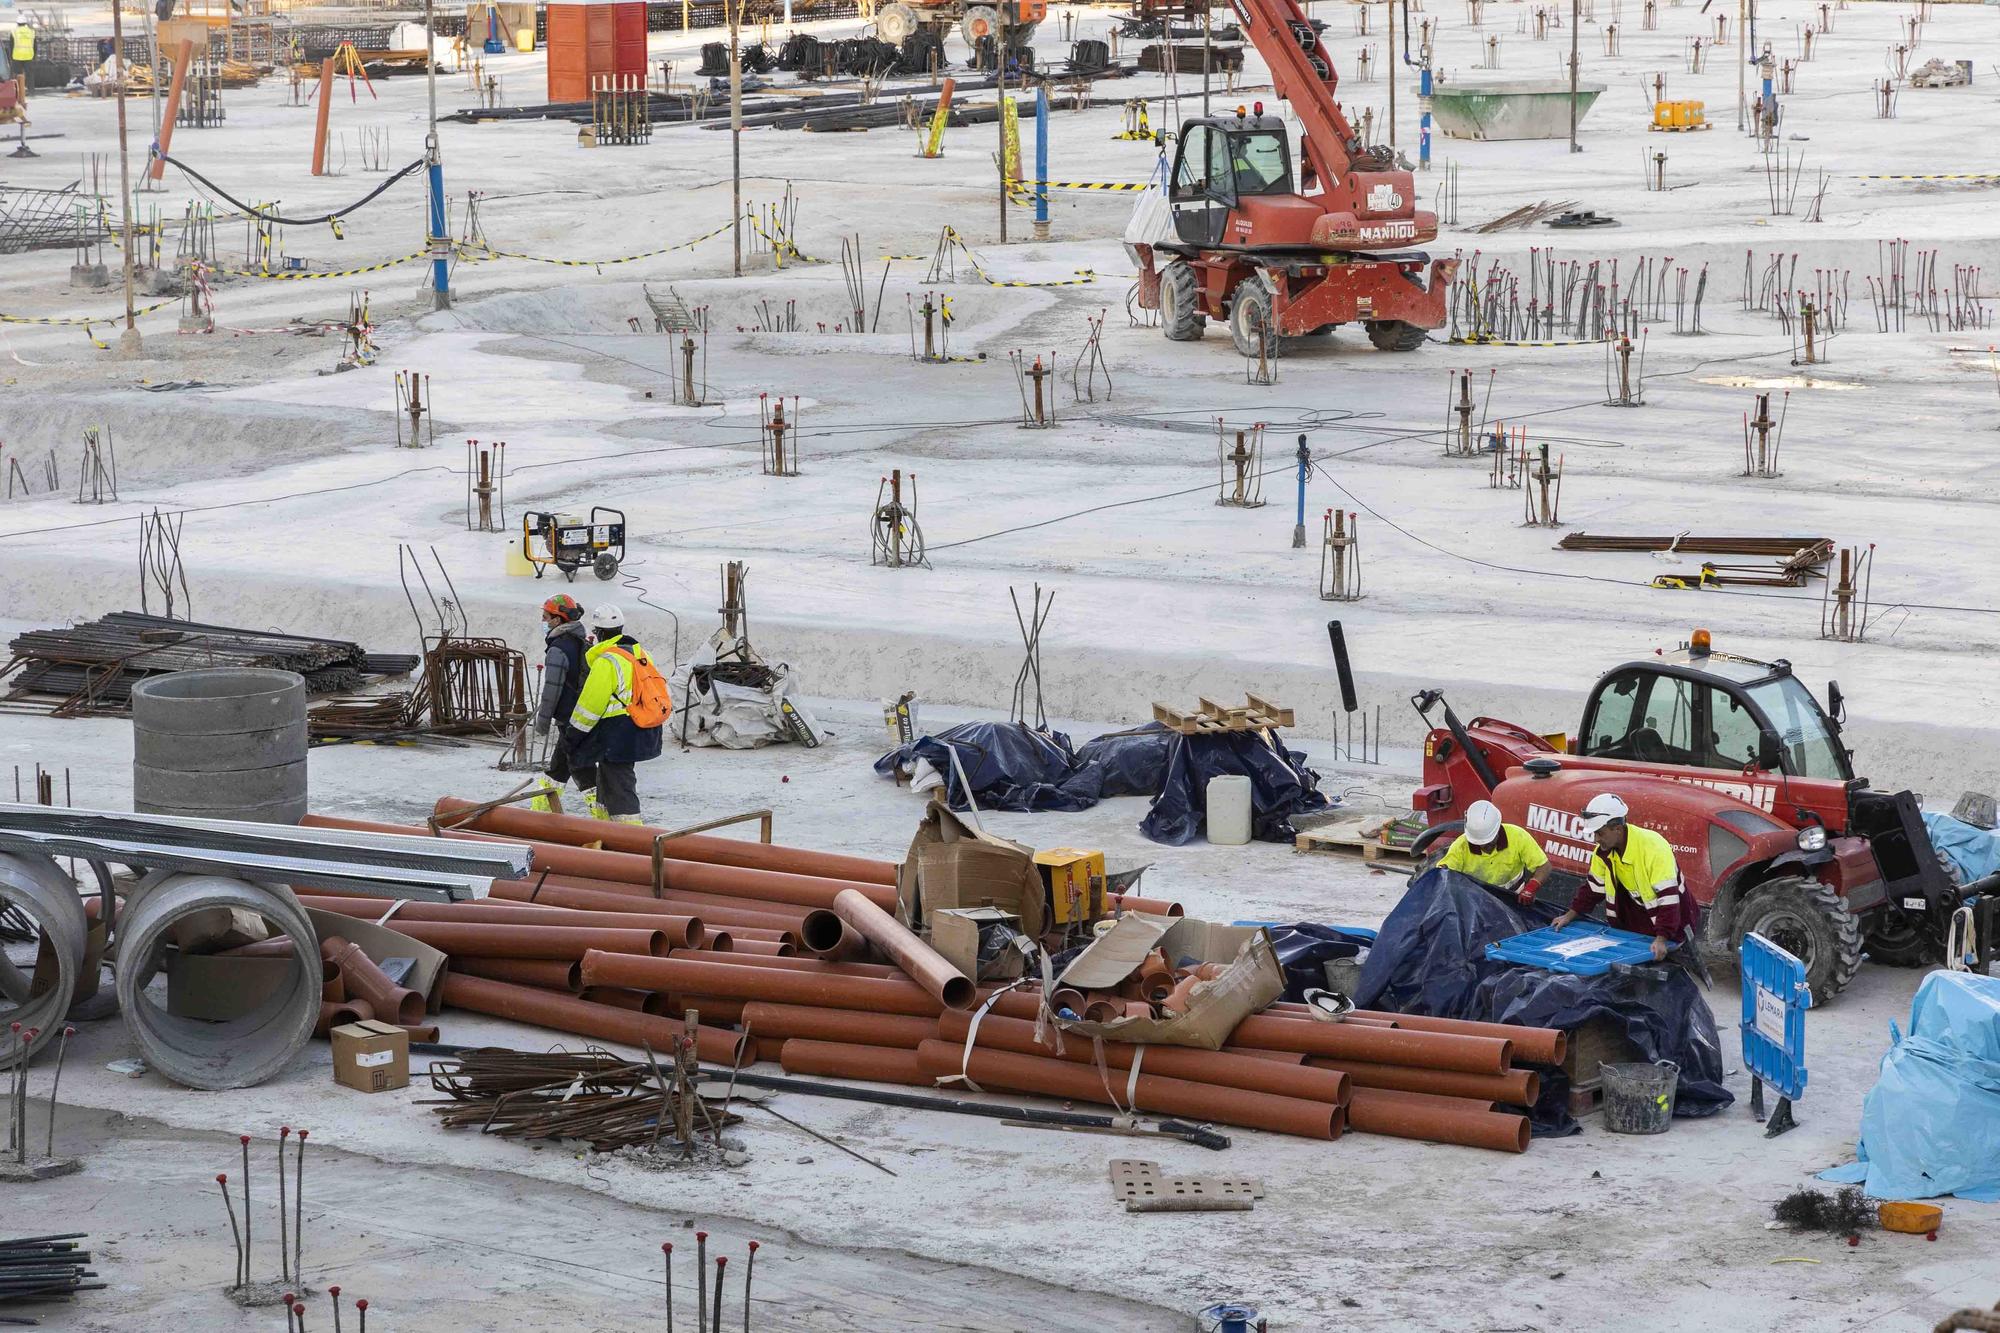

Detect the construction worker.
xmin=8 ymin=23 xmax=33 ymax=88
xmin=1552 ymin=793 xmax=1701 ymax=962
xmin=563 ymin=604 xmax=668 ymax=823
xmin=527 ymin=593 xmax=590 ymax=814
xmin=1435 ymin=799 xmax=1552 ymax=904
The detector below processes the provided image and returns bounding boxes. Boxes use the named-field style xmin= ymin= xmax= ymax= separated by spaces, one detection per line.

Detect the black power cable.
xmin=162 ymin=154 xmax=425 ymax=226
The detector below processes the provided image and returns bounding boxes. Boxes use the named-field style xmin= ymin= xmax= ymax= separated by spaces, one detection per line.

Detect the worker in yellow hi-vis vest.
xmin=9 ymin=24 xmax=34 ymax=88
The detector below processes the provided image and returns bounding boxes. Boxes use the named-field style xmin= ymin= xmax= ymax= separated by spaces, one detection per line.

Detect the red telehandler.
xmin=1127 ymin=0 xmax=1457 ymax=355
xmin=1408 ymin=629 xmax=2000 ymax=1002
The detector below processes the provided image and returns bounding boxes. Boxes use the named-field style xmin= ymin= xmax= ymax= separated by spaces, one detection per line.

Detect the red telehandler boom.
xmin=1128 ymin=0 xmax=1456 ymax=355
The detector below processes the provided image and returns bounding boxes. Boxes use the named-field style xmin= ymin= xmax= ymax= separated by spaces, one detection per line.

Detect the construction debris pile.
xmin=424 ymin=1047 xmax=741 ymax=1152
xmin=1 ymin=613 xmax=414 ymax=717
xmin=312 ymin=800 xmax=1554 ymax=1153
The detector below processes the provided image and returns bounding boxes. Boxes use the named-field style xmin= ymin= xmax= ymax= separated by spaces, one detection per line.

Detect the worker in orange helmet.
xmin=528 ymin=593 xmax=590 ymax=814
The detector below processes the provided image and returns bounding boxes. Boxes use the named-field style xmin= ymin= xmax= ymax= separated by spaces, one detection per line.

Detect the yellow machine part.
xmin=1036 ymin=848 xmax=1105 ymax=925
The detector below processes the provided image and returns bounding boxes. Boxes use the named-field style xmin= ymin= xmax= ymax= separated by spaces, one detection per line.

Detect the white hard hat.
xmin=587 ymin=604 xmax=626 ymax=631
xmin=1580 ymin=792 xmax=1630 ymax=836
xmin=1465 ymin=800 xmax=1503 ymax=845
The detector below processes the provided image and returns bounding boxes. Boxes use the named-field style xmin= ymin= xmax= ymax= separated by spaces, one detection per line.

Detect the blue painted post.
xmin=427 ymin=154 xmax=450 ymax=308
xmin=1292 ymin=434 xmax=1310 ymax=548
xmin=1418 ymin=66 xmax=1433 ymax=168
xmin=1033 ymin=85 xmax=1050 ymax=239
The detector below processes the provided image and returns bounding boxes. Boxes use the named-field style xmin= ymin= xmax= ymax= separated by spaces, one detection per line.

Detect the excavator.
xmin=1128 ymin=0 xmax=1456 ymax=355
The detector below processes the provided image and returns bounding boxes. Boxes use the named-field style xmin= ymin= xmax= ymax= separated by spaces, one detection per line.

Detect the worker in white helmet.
xmin=1435 ymin=799 xmax=1552 ymax=905
xmin=564 ymin=604 xmax=670 ymax=823
xmin=1553 ymin=792 xmax=1701 ymax=962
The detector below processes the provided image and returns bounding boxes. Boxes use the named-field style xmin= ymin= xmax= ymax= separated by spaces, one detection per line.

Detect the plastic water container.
xmin=505 ymin=535 xmax=535 ymax=576
xmin=1206 ymin=775 xmax=1252 ymax=845
xmin=516 ymin=28 xmax=534 ymax=51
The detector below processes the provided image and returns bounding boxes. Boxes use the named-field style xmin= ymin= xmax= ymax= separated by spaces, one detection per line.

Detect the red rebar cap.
xmin=696 ymin=1231 xmax=708 ymax=1242
xmin=330 ymin=1286 xmax=341 ymax=1298
xmin=240 ymin=1135 xmax=251 ymax=1145
xmin=748 ymin=1241 xmax=760 ymax=1254
xmin=716 ymin=1257 xmax=728 ymax=1270
xmin=298 ymin=1129 xmax=309 ymax=1140
xmin=662 ymin=1243 xmax=673 ymax=1254
xmin=355 ymin=1300 xmax=368 ymax=1311
xmin=281 ymin=1126 xmax=291 ymax=1136
xmin=216 ymin=1173 xmax=227 ymax=1184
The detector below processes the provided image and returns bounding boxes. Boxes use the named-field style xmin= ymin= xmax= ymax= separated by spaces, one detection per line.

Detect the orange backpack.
xmin=607 ymin=644 xmax=673 ymax=729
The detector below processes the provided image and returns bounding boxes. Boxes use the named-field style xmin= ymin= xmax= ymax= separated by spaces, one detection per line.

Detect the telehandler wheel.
xmin=875 ymin=1 xmax=918 ymax=42
xmin=1365 ymin=319 xmax=1429 ymax=352
xmin=1160 ymin=261 xmax=1206 ymax=342
xmin=960 ymin=5 xmax=999 ymax=45
xmin=1733 ymin=875 xmax=1863 ymax=1004
xmin=1229 ymin=283 xmax=1277 ymax=359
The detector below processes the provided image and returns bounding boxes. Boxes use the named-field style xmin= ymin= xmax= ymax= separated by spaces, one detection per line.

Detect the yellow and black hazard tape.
xmin=210 ymin=252 xmax=429 ymax=281
xmin=1 ymin=297 xmax=179 ymax=329
xmin=1447 ymin=335 xmax=1608 ymax=347
xmin=746 ymin=216 xmax=826 ymax=266
xmin=1855 ymin=173 xmax=2000 ymax=181
xmin=465 ymin=221 xmax=735 ymax=269
xmin=1007 ymin=178 xmax=1150 ymax=192
xmin=937 ymin=226 xmax=1097 ymax=289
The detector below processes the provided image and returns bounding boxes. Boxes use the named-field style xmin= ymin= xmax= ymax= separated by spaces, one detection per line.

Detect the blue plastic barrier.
xmin=1740 ymin=931 xmax=1809 ymax=1136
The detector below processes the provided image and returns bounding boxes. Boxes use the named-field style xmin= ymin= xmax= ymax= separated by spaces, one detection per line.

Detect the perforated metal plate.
xmin=1108 ymin=1159 xmax=1265 ymax=1204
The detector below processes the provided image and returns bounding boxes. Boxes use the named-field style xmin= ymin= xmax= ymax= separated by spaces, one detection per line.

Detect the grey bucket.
xmin=1600 ymin=1059 xmax=1680 ymax=1134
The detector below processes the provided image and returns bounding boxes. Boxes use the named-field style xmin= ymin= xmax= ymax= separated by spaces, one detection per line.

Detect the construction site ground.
xmin=3 ymin=0 xmax=2000 ymax=1326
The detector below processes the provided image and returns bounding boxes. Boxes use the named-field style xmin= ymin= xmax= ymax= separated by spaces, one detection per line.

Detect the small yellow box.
xmin=1035 ymin=848 xmax=1105 ymax=926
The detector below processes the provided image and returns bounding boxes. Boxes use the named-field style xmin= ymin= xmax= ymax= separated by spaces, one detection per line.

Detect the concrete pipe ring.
xmin=113 ymin=873 xmax=320 ymax=1090
xmin=0 ymin=851 xmax=91 ymax=1066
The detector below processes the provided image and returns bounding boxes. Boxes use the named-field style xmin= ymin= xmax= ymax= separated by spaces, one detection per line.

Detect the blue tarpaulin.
xmin=1354 ymin=868 xmax=1733 ymax=1132
xmin=1820 ymin=970 xmax=2000 ymax=1202
xmin=1924 ymin=811 xmax=2000 ymax=884
xmin=1137 ymin=730 xmax=1331 ymax=846
xmin=872 ymin=721 xmax=1089 ymax=813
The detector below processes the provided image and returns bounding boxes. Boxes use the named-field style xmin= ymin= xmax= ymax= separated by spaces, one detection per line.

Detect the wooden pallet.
xmin=1568 ymin=1080 xmax=1606 ymax=1117
xmin=1152 ymin=693 xmax=1294 ymax=735
xmin=1293 ymin=819 xmax=1423 ymax=866
xmin=1648 ymin=122 xmax=1713 ymax=132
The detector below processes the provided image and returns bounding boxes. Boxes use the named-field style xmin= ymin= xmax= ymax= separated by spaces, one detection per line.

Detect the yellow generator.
xmin=1651 ymin=100 xmax=1709 ymax=132
xmin=1035 ymin=848 xmax=1105 ymax=927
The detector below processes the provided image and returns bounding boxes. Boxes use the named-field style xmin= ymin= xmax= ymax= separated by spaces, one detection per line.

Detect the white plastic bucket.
xmin=1206 ymin=775 xmax=1253 ymax=845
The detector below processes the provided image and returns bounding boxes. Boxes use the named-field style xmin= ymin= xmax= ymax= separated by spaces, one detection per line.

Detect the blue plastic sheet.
xmin=1355 ymin=868 xmax=1733 ymax=1132
xmin=1924 ymin=811 xmax=2000 ymax=884
xmin=1057 ymin=723 xmax=1176 ymax=803
xmin=1819 ymin=970 xmax=2000 ymax=1202
xmin=1138 ymin=730 xmax=1331 ymax=846
xmin=872 ymin=721 xmax=1088 ymax=813
xmin=1487 ymin=922 xmax=1661 ymax=976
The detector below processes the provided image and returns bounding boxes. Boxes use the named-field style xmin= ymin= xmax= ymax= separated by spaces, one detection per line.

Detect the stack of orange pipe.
xmin=294 ymin=804 xmax=1559 ymax=1152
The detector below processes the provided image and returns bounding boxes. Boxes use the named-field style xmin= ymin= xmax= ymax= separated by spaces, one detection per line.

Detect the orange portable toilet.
xmin=546 ymin=0 xmax=647 ymax=103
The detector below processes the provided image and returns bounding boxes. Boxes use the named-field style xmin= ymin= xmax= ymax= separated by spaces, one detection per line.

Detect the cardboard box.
xmin=1035 ymin=848 xmax=1105 ymax=925
xmin=931 ymin=907 xmax=1026 ymax=982
xmin=306 ymin=908 xmax=450 ymax=1015
xmin=901 ymin=803 xmax=1046 ymax=939
xmin=1051 ymin=913 xmax=1284 ymax=1051
xmin=330 ymin=1019 xmax=409 ymax=1093
xmin=166 ymin=953 xmax=294 ymax=1022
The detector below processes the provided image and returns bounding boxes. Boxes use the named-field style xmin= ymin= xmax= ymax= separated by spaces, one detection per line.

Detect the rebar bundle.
xmin=425 ymin=1047 xmax=741 ymax=1152
xmin=0 ymin=1234 xmax=100 ymax=1311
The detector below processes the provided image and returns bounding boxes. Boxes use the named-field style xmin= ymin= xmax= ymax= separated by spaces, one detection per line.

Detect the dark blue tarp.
xmin=1056 ymin=723 xmax=1176 ymax=803
xmin=1355 ymin=868 xmax=1733 ymax=1133
xmin=1265 ymin=923 xmax=1378 ymax=1002
xmin=872 ymin=721 xmax=1088 ymax=813
xmin=1138 ymin=730 xmax=1331 ymax=846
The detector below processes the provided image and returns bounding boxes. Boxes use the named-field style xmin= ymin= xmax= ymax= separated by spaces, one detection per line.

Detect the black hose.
xmin=161 ymin=154 xmax=426 ymax=225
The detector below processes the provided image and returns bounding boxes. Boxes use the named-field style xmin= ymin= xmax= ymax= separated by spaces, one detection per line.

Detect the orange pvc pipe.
xmin=831 ymin=888 xmax=972 ymax=1009
xmin=579 ymin=952 xmax=946 ymax=1018
xmin=384 ymin=921 xmax=666 ymax=961
xmin=1347 ymin=1087 xmax=1531 ymax=1153
xmin=914 ymin=1041 xmax=1343 ymax=1140
xmin=1229 ymin=1013 xmax=1512 ymax=1075
xmin=578 ymin=987 xmax=651 ymax=1012
xmin=663 ymin=949 xmax=901 ymax=980
xmin=649 ymin=994 xmax=749 ymax=1024
xmin=434 ymin=797 xmax=898 ymax=886
xmin=315 ymin=999 xmax=373 ymax=1037
xmin=726 ymin=927 xmax=797 ymax=946
xmin=937 ymin=1010 xmax=1350 ymax=1106
xmin=298 ymin=895 xmax=703 ymax=948
xmin=149 ymin=39 xmax=196 ymax=182
xmin=779 ymin=1039 xmax=932 ymax=1087
xmin=453 ymin=957 xmax=581 ymax=991
xmin=742 ymin=1002 xmax=939 ymax=1050
xmin=493 ymin=874 xmax=811 ymax=933
xmin=1107 ymin=892 xmax=1183 ymax=917
xmin=727 ymin=938 xmax=793 ymax=957
xmin=311 ymin=57 xmax=334 ymax=176
xmin=798 ymin=910 xmax=871 ymax=962
xmin=398 ymin=1024 xmax=441 ymax=1043
xmin=440 ymin=973 xmax=752 ymax=1065
xmin=1350 ymin=1010 xmax=1569 ymax=1065
xmin=323 ymin=935 xmax=425 ymax=1025
xmin=304 ymin=813 xmax=897 ymax=914
xmin=1306 ymin=1058 xmax=1540 ymax=1105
